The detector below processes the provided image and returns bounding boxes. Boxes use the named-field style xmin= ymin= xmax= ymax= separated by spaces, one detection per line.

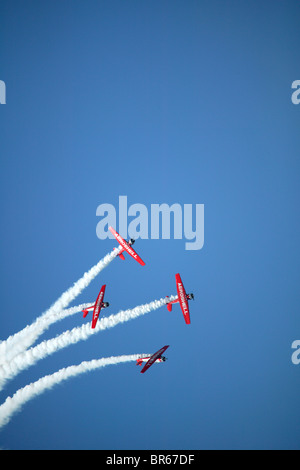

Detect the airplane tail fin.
xmin=166 ymin=296 xmax=172 ymax=311
xmin=113 ymin=246 xmax=125 ymax=260
xmin=82 ymin=309 xmax=89 ymax=318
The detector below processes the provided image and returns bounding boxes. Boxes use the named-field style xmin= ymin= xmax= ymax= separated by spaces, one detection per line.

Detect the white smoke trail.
xmin=0 ymin=296 xmax=177 ymax=391
xmin=0 ymin=354 xmax=150 ymax=430
xmin=40 ymin=246 xmax=121 ymax=317
xmin=0 ymin=304 xmax=93 ymax=367
xmin=0 ymin=247 xmax=121 ymax=365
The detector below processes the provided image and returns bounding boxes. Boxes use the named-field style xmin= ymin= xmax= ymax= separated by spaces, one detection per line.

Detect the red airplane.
xmin=136 ymin=345 xmax=169 ymax=374
xmin=109 ymin=226 xmax=145 ymax=266
xmin=166 ymin=273 xmax=194 ymax=324
xmin=82 ymin=284 xmax=109 ymax=329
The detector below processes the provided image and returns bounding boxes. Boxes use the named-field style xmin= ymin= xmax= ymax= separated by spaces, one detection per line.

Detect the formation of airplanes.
xmin=82 ymin=226 xmax=195 ymax=373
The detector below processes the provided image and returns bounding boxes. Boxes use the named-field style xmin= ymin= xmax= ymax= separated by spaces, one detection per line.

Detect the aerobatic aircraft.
xmin=166 ymin=273 xmax=194 ymax=324
xmin=136 ymin=345 xmax=169 ymax=374
xmin=82 ymin=284 xmax=109 ymax=329
xmin=109 ymin=226 xmax=145 ymax=266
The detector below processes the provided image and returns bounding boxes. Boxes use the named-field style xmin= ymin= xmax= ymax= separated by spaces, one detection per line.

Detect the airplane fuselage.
xmin=137 ymin=356 xmax=166 ymax=365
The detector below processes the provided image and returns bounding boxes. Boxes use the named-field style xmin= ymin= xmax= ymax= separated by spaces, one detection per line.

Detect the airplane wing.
xmin=175 ymin=273 xmax=191 ymax=324
xmin=92 ymin=284 xmax=106 ymax=329
xmin=109 ymin=226 xmax=145 ymax=266
xmin=141 ymin=345 xmax=169 ymax=374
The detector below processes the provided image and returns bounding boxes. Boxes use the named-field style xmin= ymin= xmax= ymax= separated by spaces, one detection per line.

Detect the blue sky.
xmin=1 ymin=0 xmax=300 ymax=449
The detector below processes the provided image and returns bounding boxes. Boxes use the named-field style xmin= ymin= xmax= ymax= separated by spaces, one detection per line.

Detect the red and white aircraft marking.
xmin=82 ymin=284 xmax=109 ymax=329
xmin=109 ymin=226 xmax=145 ymax=266
xmin=166 ymin=273 xmax=194 ymax=325
xmin=136 ymin=345 xmax=169 ymax=374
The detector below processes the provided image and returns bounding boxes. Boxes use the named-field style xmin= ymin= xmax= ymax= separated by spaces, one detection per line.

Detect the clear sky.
xmin=0 ymin=0 xmax=300 ymax=450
